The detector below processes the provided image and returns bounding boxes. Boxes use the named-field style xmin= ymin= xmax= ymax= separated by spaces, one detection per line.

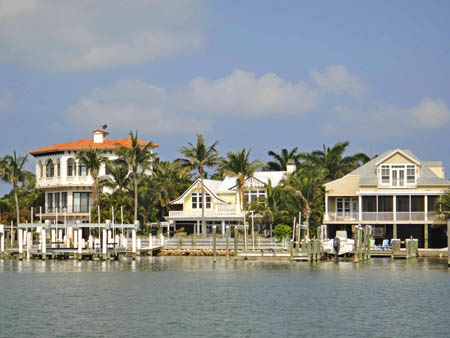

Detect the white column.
xmin=376 ymin=194 xmax=379 ymax=221
xmin=393 ymin=195 xmax=397 ymax=221
xmin=18 ymin=229 xmax=23 ymax=255
xmin=137 ymin=238 xmax=141 ymax=251
xmin=78 ymin=228 xmax=82 ymax=254
xmin=132 ymin=229 xmax=137 ymax=253
xmin=221 ymin=220 xmax=225 ymax=235
xmin=0 ymin=225 xmax=4 ymax=253
xmin=424 ymin=195 xmax=428 ymax=222
xmin=196 ymin=220 xmax=200 ymax=235
xmin=51 ymin=228 xmax=56 ymax=248
xmin=102 ymin=229 xmax=107 ymax=254
xmin=58 ymin=229 xmax=63 ymax=243
xmin=27 ymin=231 xmax=32 ymax=260
xmin=358 ymin=195 xmax=362 ymax=222
xmin=149 ymin=234 xmax=153 ymax=249
xmin=325 ymin=193 xmax=329 ymax=220
xmin=409 ymin=195 xmax=412 ymax=221
xmin=74 ymin=229 xmax=78 ymax=248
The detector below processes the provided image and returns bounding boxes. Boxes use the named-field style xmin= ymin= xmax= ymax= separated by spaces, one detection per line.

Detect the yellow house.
xmin=324 ymin=149 xmax=450 ymax=248
xmin=167 ymin=170 xmax=290 ymax=235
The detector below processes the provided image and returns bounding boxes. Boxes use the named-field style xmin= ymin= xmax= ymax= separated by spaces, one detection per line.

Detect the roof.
xmin=170 ymin=179 xmax=227 ymax=204
xmin=326 ymin=149 xmax=449 ymax=186
xmin=30 ymin=138 xmax=159 ymax=156
xmin=217 ymin=171 xmax=286 ymax=193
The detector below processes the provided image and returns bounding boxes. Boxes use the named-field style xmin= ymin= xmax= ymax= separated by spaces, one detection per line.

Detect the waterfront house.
xmin=323 ymin=149 xmax=450 ymax=248
xmin=29 ymin=129 xmax=158 ymax=222
xmin=166 ymin=163 xmax=296 ymax=235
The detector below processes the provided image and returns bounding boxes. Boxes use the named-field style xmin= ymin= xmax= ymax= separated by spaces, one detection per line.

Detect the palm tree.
xmin=179 ymin=134 xmax=219 ymax=236
xmin=267 ymin=147 xmax=302 ymax=171
xmin=220 ymin=148 xmax=263 ymax=212
xmin=116 ymin=131 xmax=155 ymax=222
xmin=303 ymin=141 xmax=369 ymax=181
xmin=76 ymin=148 xmax=108 ymax=205
xmin=100 ymin=162 xmax=131 ymax=196
xmin=283 ymin=168 xmax=325 ymax=238
xmin=0 ymin=151 xmax=29 ymax=242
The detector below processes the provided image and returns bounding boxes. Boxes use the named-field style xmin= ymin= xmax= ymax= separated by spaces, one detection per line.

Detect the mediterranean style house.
xmin=166 ymin=164 xmax=296 ymax=235
xmin=324 ymin=149 xmax=450 ymax=248
xmin=29 ymin=129 xmax=158 ymax=222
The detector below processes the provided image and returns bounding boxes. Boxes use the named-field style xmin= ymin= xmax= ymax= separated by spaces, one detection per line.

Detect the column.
xmin=51 ymin=228 xmax=56 ymax=248
xmin=0 ymin=225 xmax=4 ymax=253
xmin=424 ymin=224 xmax=428 ymax=249
xmin=358 ymin=195 xmax=362 ymax=222
xmin=102 ymin=229 xmax=107 ymax=255
xmin=393 ymin=224 xmax=397 ymax=239
xmin=132 ymin=229 xmax=137 ymax=254
xmin=393 ymin=195 xmax=397 ymax=222
xmin=424 ymin=195 xmax=428 ymax=222
xmin=18 ymin=228 xmax=23 ymax=256
xmin=221 ymin=220 xmax=225 ymax=235
xmin=196 ymin=220 xmax=200 ymax=235
xmin=409 ymin=195 xmax=412 ymax=221
xmin=325 ymin=193 xmax=329 ymax=220
xmin=74 ymin=229 xmax=78 ymax=248
xmin=376 ymin=194 xmax=379 ymax=222
xmin=78 ymin=228 xmax=83 ymax=255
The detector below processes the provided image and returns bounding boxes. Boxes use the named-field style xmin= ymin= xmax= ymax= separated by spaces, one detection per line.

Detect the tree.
xmin=273 ymin=224 xmax=291 ymax=246
xmin=303 ymin=141 xmax=369 ymax=181
xmin=267 ymin=147 xmax=302 ymax=171
xmin=220 ymin=148 xmax=263 ymax=212
xmin=179 ymin=134 xmax=219 ymax=235
xmin=116 ymin=131 xmax=156 ymax=222
xmin=76 ymin=148 xmax=108 ymax=205
xmin=436 ymin=190 xmax=450 ymax=221
xmin=283 ymin=167 xmax=325 ymax=237
xmin=0 ymin=151 xmax=29 ymax=242
xmin=100 ymin=162 xmax=131 ymax=196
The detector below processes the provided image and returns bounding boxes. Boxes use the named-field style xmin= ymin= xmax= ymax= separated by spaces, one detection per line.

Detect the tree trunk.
xmin=201 ymin=175 xmax=206 ymax=236
xmin=13 ymin=186 xmax=19 ymax=244
xmin=134 ymin=170 xmax=138 ymax=222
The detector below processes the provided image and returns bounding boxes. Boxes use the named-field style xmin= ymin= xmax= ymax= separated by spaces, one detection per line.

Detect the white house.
xmin=29 ymin=129 xmax=158 ymax=222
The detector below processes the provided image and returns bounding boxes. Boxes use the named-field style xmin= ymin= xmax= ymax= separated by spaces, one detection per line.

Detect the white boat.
xmin=323 ymin=231 xmax=355 ymax=256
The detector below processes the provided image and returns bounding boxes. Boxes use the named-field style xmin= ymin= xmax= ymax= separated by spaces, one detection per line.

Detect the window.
xmin=46 ymin=160 xmax=54 ymax=178
xmin=336 ymin=198 xmax=357 ymax=216
xmin=191 ymin=192 xmax=211 ymax=209
xmin=78 ymin=161 xmax=88 ymax=176
xmin=62 ymin=192 xmax=67 ymax=210
xmin=47 ymin=193 xmax=53 ymax=212
xmin=67 ymin=159 xmax=75 ymax=176
xmin=407 ymin=165 xmax=415 ymax=183
xmin=381 ymin=165 xmax=389 ymax=184
xmin=244 ymin=189 xmax=266 ymax=204
xmin=54 ymin=192 xmax=60 ymax=211
xmin=73 ymin=192 xmax=92 ymax=213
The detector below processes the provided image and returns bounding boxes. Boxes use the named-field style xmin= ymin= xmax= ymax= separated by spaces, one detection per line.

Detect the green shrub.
xmin=273 ymin=224 xmax=291 ymax=244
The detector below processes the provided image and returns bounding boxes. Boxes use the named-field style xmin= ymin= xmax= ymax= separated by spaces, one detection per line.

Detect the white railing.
xmin=216 ymin=204 xmax=237 ymax=214
xmin=37 ymin=176 xmax=94 ymax=187
xmin=361 ymin=212 xmax=394 ymax=221
xmin=325 ymin=212 xmax=359 ymax=221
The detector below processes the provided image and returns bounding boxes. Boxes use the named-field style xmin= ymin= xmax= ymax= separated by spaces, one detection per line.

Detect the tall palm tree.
xmin=267 ymin=147 xmax=301 ymax=171
xmin=100 ymin=163 xmax=131 ymax=196
xmin=0 ymin=151 xmax=28 ymax=242
xmin=116 ymin=131 xmax=155 ymax=222
xmin=179 ymin=134 xmax=219 ymax=236
xmin=76 ymin=148 xmax=108 ymax=206
xmin=220 ymin=148 xmax=263 ymax=212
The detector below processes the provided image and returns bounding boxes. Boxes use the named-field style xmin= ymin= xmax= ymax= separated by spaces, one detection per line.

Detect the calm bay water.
xmin=0 ymin=257 xmax=449 ymax=338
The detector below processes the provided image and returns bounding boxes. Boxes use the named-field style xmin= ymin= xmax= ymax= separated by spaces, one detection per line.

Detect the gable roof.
xmin=325 ymin=149 xmax=449 ymax=186
xmin=170 ymin=178 xmax=227 ymax=205
xmin=217 ymin=171 xmax=287 ymax=193
xmin=30 ymin=138 xmax=159 ymax=156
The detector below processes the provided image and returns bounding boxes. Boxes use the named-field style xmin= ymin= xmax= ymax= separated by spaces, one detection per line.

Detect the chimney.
xmin=286 ymin=159 xmax=296 ymax=175
xmin=92 ymin=129 xmax=109 ymax=143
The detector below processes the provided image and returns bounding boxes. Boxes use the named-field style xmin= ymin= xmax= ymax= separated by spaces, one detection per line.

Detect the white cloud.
xmin=311 ymin=65 xmax=367 ymax=97
xmin=326 ymin=98 xmax=450 ymax=139
xmin=181 ymin=70 xmax=320 ymax=116
xmin=65 ymin=80 xmax=211 ymax=135
xmin=0 ymin=0 xmax=206 ymax=71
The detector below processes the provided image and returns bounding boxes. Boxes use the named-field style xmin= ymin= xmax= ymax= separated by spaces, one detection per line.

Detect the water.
xmin=0 ymin=257 xmax=449 ymax=338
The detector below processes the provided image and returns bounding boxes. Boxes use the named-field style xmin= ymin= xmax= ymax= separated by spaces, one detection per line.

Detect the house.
xmin=29 ymin=129 xmax=158 ymax=222
xmin=323 ymin=149 xmax=450 ymax=248
xmin=166 ymin=164 xmax=296 ymax=235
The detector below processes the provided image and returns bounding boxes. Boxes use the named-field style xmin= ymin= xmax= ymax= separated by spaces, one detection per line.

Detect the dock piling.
xmin=225 ymin=225 xmax=230 ymax=261
xmin=234 ymin=226 xmax=238 ymax=260
xmin=0 ymin=225 xmax=4 ymax=255
xmin=212 ymin=225 xmax=217 ymax=263
xmin=18 ymin=228 xmax=23 ymax=260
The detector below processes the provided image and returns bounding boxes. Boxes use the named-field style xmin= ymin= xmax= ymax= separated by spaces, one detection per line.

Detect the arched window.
xmin=78 ymin=160 xmax=88 ymax=176
xmin=67 ymin=158 xmax=75 ymax=177
xmin=46 ymin=159 xmax=54 ymax=178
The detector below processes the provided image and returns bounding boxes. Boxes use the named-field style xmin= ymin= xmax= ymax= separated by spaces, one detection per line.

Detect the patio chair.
xmin=377 ymin=239 xmax=390 ymax=250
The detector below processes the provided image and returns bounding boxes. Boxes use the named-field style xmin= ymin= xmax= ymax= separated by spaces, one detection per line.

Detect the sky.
xmin=0 ymin=0 xmax=449 ymax=194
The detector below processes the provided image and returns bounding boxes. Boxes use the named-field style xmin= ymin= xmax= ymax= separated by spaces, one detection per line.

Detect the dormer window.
xmin=379 ymin=163 xmax=416 ymax=187
xmin=192 ymin=192 xmax=211 ymax=209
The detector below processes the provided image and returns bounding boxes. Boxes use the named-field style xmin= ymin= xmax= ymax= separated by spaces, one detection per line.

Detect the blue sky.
xmin=0 ymin=0 xmax=449 ymax=194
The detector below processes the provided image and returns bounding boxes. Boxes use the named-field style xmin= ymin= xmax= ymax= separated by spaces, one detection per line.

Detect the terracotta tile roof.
xmin=30 ymin=138 xmax=159 ymax=156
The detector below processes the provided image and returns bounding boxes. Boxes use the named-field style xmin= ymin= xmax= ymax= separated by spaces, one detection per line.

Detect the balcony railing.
xmin=168 ymin=204 xmax=241 ymax=218
xmin=325 ymin=212 xmax=359 ymax=221
xmin=326 ymin=211 xmax=431 ymax=222
xmin=45 ymin=206 xmax=91 ymax=214
xmin=37 ymin=176 xmax=93 ymax=187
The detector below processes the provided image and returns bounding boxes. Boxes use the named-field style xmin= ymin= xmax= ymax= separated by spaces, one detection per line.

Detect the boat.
xmin=323 ymin=231 xmax=355 ymax=256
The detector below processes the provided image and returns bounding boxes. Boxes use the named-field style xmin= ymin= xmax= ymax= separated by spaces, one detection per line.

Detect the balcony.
xmin=168 ymin=204 xmax=242 ymax=219
xmin=325 ymin=212 xmax=359 ymax=222
xmin=45 ymin=205 xmax=91 ymax=214
xmin=326 ymin=211 xmax=434 ymax=222
xmin=36 ymin=176 xmax=94 ymax=188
